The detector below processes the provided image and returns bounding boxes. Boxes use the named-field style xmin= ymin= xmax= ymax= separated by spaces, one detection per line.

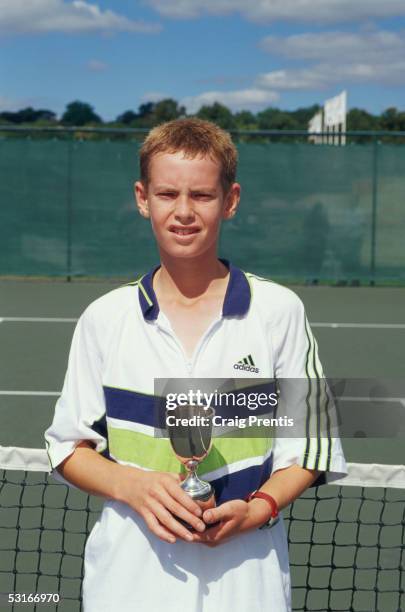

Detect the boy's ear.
xmin=222 ymin=183 xmax=241 ymax=220
xmin=134 ymin=181 xmax=150 ymax=218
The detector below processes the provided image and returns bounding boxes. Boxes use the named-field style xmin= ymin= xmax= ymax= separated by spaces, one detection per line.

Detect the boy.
xmin=45 ymin=118 xmax=347 ymax=611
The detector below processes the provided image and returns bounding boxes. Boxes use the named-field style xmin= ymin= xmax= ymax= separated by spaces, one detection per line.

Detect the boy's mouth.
xmin=169 ymin=227 xmax=200 ymax=235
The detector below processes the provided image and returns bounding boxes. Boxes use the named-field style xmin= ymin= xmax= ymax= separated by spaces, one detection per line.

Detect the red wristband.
xmin=245 ymin=490 xmax=279 ymax=518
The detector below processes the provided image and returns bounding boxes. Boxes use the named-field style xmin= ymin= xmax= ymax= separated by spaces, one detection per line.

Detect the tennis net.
xmin=0 ymin=447 xmax=404 ymax=612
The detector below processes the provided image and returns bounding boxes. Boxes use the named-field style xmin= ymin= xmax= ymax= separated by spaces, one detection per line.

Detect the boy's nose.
xmin=174 ymin=195 xmax=195 ymax=220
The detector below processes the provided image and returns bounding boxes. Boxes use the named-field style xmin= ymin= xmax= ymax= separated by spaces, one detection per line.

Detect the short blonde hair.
xmin=140 ymin=118 xmax=238 ymax=193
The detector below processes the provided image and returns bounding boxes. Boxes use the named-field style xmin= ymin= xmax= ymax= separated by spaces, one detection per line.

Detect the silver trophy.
xmin=166 ymin=404 xmax=215 ymax=504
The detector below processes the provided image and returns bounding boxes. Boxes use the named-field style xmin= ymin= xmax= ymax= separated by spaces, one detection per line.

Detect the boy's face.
xmin=135 ymin=151 xmax=240 ymax=260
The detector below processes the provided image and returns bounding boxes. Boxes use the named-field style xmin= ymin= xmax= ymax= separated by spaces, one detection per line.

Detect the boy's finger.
xmin=143 ymin=511 xmax=177 ymax=544
xmin=153 ymin=504 xmax=197 ymax=542
xmin=192 ymin=524 xmax=221 ymax=541
xmin=203 ymin=505 xmax=227 ymax=524
xmin=167 ymin=481 xmax=203 ymax=517
xmin=193 ymin=521 xmax=232 ymax=543
xmin=156 ymin=490 xmax=206 ymax=532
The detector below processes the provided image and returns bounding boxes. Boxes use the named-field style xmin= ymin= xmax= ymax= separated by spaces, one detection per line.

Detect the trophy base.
xmin=180 ymin=473 xmax=213 ymax=502
xmin=187 ymin=488 xmax=213 ymax=503
xmin=177 ymin=518 xmax=221 ymax=532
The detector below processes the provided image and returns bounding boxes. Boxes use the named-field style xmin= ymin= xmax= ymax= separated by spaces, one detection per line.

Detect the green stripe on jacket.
xmin=108 ymin=426 xmax=273 ymax=474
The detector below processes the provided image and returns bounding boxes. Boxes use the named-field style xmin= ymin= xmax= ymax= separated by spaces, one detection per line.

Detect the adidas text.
xmin=233 ymin=363 xmax=259 ymax=373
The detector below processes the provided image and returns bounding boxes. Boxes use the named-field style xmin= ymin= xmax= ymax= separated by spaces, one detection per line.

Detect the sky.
xmin=1 ymin=0 xmax=405 ymax=120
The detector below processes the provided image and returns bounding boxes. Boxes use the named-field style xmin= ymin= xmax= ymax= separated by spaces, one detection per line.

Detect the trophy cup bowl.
xmin=166 ymin=404 xmax=215 ymax=503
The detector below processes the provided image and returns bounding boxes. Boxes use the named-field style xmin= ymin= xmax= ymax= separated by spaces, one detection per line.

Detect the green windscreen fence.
xmin=1 ymin=138 xmax=404 ymax=282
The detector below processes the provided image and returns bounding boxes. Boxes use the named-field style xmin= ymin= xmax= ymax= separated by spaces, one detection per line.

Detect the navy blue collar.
xmin=138 ymin=258 xmax=251 ymax=321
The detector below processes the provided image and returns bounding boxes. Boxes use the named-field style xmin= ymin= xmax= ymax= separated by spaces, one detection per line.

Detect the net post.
xmin=370 ymin=134 xmax=378 ymax=285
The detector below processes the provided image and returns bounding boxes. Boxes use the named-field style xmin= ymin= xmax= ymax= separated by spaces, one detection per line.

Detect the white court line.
xmin=312 ymin=322 xmax=405 ymax=329
xmin=0 ymin=391 xmax=60 ymax=396
xmin=0 ymin=317 xmax=405 ymax=329
xmin=337 ymin=396 xmax=405 ymax=408
xmin=1 ymin=391 xmax=404 ymax=406
xmin=0 ymin=317 xmax=77 ymax=323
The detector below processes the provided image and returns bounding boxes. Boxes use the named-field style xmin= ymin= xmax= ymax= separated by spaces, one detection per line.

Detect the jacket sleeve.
xmin=44 ymin=307 xmax=107 ymax=472
xmin=270 ymin=293 xmax=347 ymax=482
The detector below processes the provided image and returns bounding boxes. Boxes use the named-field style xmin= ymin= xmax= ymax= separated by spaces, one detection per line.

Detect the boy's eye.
xmin=193 ymin=193 xmax=213 ymax=200
xmin=158 ymin=192 xmax=176 ymax=198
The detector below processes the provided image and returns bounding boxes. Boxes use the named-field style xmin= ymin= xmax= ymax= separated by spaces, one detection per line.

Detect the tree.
xmin=234 ymin=110 xmax=257 ymax=130
xmin=0 ymin=107 xmax=56 ymax=124
xmin=153 ymin=98 xmax=186 ymax=123
xmin=291 ymin=105 xmax=321 ymax=130
xmin=196 ymin=102 xmax=235 ymax=129
xmin=347 ymin=108 xmax=380 ymax=131
xmin=138 ymin=102 xmax=155 ymax=118
xmin=380 ymin=107 xmax=405 ymax=131
xmin=257 ymin=107 xmax=277 ymax=129
xmin=61 ymin=101 xmax=102 ymax=126
xmin=129 ymin=102 xmax=156 ymax=128
xmin=116 ymin=110 xmax=138 ymax=125
xmin=269 ymin=111 xmax=298 ymax=130
xmin=115 ymin=99 xmax=185 ymax=128
xmin=257 ymin=107 xmax=299 ymax=130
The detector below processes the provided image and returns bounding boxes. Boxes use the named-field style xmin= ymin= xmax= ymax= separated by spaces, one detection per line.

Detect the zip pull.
xmin=186 ymin=361 xmax=193 ymax=376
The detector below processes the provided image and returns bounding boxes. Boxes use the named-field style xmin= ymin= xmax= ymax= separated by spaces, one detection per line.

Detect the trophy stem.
xmin=181 ymin=459 xmax=213 ymax=502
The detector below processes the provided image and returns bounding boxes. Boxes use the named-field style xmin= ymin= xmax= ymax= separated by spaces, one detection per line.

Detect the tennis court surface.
xmin=1 ymin=279 xmax=404 ymax=611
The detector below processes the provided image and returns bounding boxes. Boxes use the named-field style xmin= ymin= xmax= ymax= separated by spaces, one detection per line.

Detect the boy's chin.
xmin=159 ymin=244 xmax=215 ymax=260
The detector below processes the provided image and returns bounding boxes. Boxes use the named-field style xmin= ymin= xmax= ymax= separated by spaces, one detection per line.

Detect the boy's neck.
xmin=154 ymin=253 xmax=229 ymax=301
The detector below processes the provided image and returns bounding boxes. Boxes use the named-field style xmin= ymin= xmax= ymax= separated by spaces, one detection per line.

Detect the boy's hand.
xmin=191 ymin=499 xmax=266 ymax=547
xmin=117 ymin=466 xmax=207 ymax=544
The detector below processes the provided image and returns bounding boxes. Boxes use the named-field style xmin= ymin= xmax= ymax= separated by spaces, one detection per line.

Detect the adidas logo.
xmin=233 ymin=354 xmax=259 ymax=373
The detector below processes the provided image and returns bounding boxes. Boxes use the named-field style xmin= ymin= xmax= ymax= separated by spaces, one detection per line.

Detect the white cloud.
xmin=257 ymin=69 xmax=325 ymax=90
xmin=261 ymin=30 xmax=405 ymax=63
xmin=146 ymin=0 xmax=405 ymax=24
xmin=181 ymin=88 xmax=279 ymax=113
xmin=257 ymin=62 xmax=405 ymax=91
xmin=140 ymin=92 xmax=168 ymax=103
xmin=257 ymin=30 xmax=405 ymax=89
xmin=0 ymin=0 xmax=161 ymax=35
xmin=87 ymin=59 xmax=108 ymax=71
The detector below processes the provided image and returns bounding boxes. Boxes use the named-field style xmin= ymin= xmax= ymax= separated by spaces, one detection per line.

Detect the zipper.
xmin=157 ymin=311 xmax=222 ymax=377
xmin=188 ymin=315 xmax=222 ymax=376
